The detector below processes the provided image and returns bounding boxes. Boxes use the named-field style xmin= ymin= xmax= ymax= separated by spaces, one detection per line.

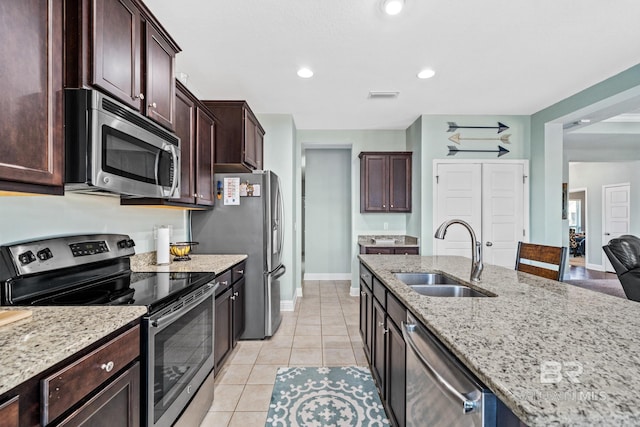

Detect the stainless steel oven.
xmin=144 ymin=281 xmax=216 ymax=427
xmin=0 ymin=234 xmax=218 ymax=427
xmin=65 ymin=88 xmax=180 ymax=198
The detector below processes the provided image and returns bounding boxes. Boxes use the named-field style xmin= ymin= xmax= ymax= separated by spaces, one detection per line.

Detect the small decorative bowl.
xmin=169 ymin=242 xmax=199 ymax=261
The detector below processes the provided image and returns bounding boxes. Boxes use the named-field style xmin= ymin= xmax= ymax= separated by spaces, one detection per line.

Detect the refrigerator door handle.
xmin=270 ymin=264 xmax=286 ymax=280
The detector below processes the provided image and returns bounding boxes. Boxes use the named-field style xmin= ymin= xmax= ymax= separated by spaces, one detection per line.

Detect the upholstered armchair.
xmin=603 ymin=235 xmax=640 ymax=302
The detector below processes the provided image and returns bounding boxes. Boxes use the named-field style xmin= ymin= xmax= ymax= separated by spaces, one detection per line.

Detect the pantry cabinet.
xmin=66 ymin=0 xmax=180 ymax=130
xmin=202 ymin=101 xmax=265 ymax=172
xmin=359 ymin=152 xmax=412 ymax=213
xmin=0 ymin=0 xmax=64 ymax=195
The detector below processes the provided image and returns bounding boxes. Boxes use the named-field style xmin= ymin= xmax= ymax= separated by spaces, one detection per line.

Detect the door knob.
xmin=486 ymin=242 xmax=493 ymax=247
xmin=605 ymin=233 xmax=611 ymax=236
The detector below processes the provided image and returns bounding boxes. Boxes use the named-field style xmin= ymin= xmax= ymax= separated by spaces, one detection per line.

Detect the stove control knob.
xmin=37 ymin=248 xmax=53 ymax=261
xmin=126 ymin=239 xmax=135 ymax=248
xmin=18 ymin=251 xmax=36 ymax=265
xmin=117 ymin=239 xmax=128 ymax=249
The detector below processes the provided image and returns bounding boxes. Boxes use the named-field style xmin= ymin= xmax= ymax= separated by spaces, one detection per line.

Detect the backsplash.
xmin=0 ymin=193 xmax=187 ymax=253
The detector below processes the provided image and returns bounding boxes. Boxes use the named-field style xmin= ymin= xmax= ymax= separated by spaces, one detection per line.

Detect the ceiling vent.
xmin=368 ymin=91 xmax=400 ymax=99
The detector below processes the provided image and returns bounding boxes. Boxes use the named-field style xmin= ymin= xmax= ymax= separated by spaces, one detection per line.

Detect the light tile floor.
xmin=199 ymin=280 xmax=365 ymax=427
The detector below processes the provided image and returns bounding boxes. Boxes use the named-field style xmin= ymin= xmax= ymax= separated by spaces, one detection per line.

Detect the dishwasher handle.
xmin=402 ymin=321 xmax=478 ymax=414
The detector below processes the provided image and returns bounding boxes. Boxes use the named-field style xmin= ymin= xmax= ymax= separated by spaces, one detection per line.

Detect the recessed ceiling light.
xmin=297 ymin=68 xmax=314 ymax=78
xmin=417 ymin=69 xmax=436 ymax=79
xmin=382 ymin=0 xmax=404 ymax=15
xmin=579 ymin=119 xmax=591 ymax=123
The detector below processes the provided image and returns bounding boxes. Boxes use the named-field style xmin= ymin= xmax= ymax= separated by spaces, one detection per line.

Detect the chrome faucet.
xmin=434 ymin=219 xmax=483 ymax=282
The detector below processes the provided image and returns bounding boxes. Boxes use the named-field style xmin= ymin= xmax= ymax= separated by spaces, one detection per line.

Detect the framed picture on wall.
xmin=562 ymin=183 xmax=568 ymax=219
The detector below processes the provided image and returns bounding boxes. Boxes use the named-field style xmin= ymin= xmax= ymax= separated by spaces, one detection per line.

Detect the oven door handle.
xmin=151 ymin=282 xmax=217 ymax=329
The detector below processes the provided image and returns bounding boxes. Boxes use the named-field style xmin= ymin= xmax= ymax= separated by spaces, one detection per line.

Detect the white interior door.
xmin=603 ymin=183 xmax=630 ymax=272
xmin=434 ymin=163 xmax=482 ymax=258
xmin=482 ymin=163 xmax=525 ymax=268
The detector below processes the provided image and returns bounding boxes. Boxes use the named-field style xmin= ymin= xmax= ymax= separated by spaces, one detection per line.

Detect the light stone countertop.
xmin=359 ymin=254 xmax=640 ymax=427
xmin=0 ymin=306 xmax=147 ymax=396
xmin=130 ymin=253 xmax=247 ymax=274
xmin=357 ymin=234 xmax=419 ymax=248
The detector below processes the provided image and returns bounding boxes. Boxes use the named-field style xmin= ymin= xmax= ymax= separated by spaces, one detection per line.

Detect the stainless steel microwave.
xmin=64 ymin=89 xmax=180 ymax=198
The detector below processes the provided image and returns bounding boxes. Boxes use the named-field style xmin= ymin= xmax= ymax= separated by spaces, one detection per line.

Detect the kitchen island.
xmin=359 ymin=254 xmax=640 ymax=426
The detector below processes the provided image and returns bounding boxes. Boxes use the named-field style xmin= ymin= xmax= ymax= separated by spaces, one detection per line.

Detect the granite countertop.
xmin=0 ymin=306 xmax=147 ymax=396
xmin=359 ymin=254 xmax=640 ymax=426
xmin=357 ymin=234 xmax=419 ymax=248
xmin=130 ymin=253 xmax=247 ymax=274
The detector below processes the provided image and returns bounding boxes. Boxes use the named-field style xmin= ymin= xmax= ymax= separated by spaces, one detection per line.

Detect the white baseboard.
xmin=281 ymin=298 xmax=295 ymax=311
xmin=586 ymin=263 xmax=605 ymax=272
xmin=297 ymin=287 xmax=303 ymax=297
xmin=350 ymin=287 xmax=360 ymax=297
xmin=303 ymin=273 xmax=351 ymax=281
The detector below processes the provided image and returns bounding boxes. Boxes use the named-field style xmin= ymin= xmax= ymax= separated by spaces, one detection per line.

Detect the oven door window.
xmin=152 ymin=295 xmax=213 ymax=423
xmin=102 ymin=126 xmax=173 ymax=187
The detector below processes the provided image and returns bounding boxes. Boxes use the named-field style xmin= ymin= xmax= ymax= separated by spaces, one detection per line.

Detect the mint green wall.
xmin=530 ymin=64 xmax=640 ymax=245
xmin=304 ymin=149 xmax=352 ymax=274
xmin=569 ymin=162 xmax=640 ymax=266
xmin=297 ymin=129 xmax=407 ymax=292
xmin=0 ymin=193 xmax=187 ymax=252
xmin=406 ymin=117 xmax=422 ymax=240
xmin=418 ymin=114 xmax=531 ymax=254
xmin=258 ymin=114 xmax=297 ymax=306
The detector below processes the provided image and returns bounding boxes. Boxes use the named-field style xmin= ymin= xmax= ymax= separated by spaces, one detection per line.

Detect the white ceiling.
xmin=146 ymin=0 xmax=640 ymax=130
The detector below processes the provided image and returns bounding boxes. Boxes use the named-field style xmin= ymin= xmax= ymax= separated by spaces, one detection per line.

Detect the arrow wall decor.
xmin=447 ymin=145 xmax=510 ymax=157
xmin=448 ymin=133 xmax=511 ymax=144
xmin=447 ymin=121 xmax=509 ymax=133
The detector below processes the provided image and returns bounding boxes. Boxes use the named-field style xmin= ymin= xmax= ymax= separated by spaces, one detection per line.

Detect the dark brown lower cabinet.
xmin=215 ymin=286 xmax=233 ymax=368
xmin=386 ymin=320 xmax=406 ymax=427
xmin=359 ymin=283 xmax=373 ymax=362
xmin=56 ymin=363 xmax=140 ymax=427
xmin=363 ymin=246 xmax=419 ymax=255
xmin=0 ymin=396 xmax=19 ymax=427
xmin=359 ymin=262 xmax=406 ymax=427
xmin=232 ymin=277 xmax=246 ymax=344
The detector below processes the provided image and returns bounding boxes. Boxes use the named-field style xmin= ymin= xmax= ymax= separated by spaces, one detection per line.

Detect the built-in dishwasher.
xmin=403 ymin=313 xmax=497 ymax=427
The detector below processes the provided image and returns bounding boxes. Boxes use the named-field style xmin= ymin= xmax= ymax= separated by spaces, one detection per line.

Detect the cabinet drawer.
xmin=394 ymin=247 xmax=419 ymax=255
xmin=0 ymin=396 xmax=19 ymax=427
xmin=365 ymin=247 xmax=394 ymax=255
xmin=42 ymin=325 xmax=140 ymax=425
xmin=373 ymin=277 xmax=386 ymax=308
xmin=359 ymin=264 xmax=373 ymax=290
xmin=232 ymin=260 xmax=246 ymax=283
xmin=216 ymin=269 xmax=232 ymax=294
xmin=386 ymin=292 xmax=406 ymax=329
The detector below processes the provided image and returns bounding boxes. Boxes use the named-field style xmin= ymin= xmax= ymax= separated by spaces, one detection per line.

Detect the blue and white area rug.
xmin=266 ymin=366 xmax=389 ymax=426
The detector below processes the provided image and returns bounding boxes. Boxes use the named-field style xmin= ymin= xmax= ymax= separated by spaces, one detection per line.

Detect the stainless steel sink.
xmin=394 ymin=272 xmax=463 ymax=286
xmin=394 ymin=272 xmax=490 ymax=297
xmin=408 ymin=284 xmax=489 ymax=297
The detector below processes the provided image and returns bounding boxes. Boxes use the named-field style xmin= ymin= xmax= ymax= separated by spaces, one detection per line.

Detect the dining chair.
xmin=515 ymin=242 xmax=568 ymax=281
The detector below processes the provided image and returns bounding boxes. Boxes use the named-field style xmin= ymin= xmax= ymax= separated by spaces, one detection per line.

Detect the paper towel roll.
xmin=156 ymin=227 xmax=170 ymax=265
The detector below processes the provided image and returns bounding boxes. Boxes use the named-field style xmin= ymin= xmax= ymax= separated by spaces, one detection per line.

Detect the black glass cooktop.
xmin=10 ymin=269 xmax=216 ymax=314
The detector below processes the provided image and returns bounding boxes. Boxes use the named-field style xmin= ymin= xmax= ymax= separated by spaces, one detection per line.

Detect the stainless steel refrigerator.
xmin=191 ymin=170 xmax=285 ymax=339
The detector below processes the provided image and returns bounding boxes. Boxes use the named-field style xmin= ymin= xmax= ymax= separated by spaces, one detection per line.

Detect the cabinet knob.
xmin=390 ymin=204 xmax=394 ymax=208
xmin=383 ymin=204 xmax=386 ymax=208
xmin=234 ymin=291 xmax=239 ymax=296
xmin=383 ymin=328 xmax=389 ymax=334
xmin=194 ymin=193 xmax=198 ymax=198
xmin=200 ymin=194 xmax=204 ymax=198
xmin=486 ymin=242 xmax=493 ymax=247
xmin=222 ymin=281 xmax=228 ymax=285
xmin=361 ymin=291 xmax=366 ymax=296
xmin=134 ymin=93 xmax=144 ymax=100
xmin=378 ymin=321 xmax=384 ymax=327
xmin=101 ymin=361 xmax=114 ymax=372
xmin=230 ymin=295 xmax=236 ymax=300
xmin=148 ymin=102 xmax=157 ymax=108
xmin=236 ymin=269 xmax=244 ymax=274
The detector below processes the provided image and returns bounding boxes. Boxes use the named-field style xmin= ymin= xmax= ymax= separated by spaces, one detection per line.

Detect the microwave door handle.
xmin=168 ymin=144 xmax=179 ymax=197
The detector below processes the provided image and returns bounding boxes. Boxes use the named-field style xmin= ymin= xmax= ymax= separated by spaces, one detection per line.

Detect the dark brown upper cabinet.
xmin=202 ymin=101 xmax=265 ymax=172
xmin=66 ymin=0 xmax=180 ymax=130
xmin=122 ymin=81 xmax=215 ymax=209
xmin=0 ymin=0 xmax=64 ymax=195
xmin=359 ymin=152 xmax=412 ymax=213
